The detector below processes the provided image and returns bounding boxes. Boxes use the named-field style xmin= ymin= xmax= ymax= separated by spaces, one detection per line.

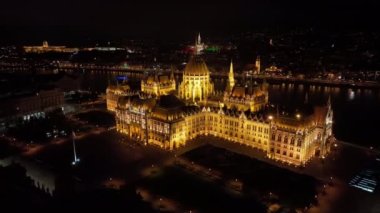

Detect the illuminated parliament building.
xmin=107 ymin=35 xmax=334 ymax=166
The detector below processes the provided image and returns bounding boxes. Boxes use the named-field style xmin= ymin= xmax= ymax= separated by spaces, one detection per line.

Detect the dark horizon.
xmin=1 ymin=0 xmax=380 ymax=45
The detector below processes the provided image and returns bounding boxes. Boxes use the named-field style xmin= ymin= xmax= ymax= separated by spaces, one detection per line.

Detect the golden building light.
xmin=107 ymin=34 xmax=334 ymax=167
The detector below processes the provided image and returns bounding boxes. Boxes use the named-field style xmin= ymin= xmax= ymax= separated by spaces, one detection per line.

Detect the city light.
xmin=1 ymin=6 xmax=377 ymax=210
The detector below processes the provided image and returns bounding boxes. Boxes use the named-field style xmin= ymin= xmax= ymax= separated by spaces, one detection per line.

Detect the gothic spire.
xmin=255 ymin=55 xmax=261 ymax=74
xmin=195 ymin=33 xmax=203 ymax=55
xmin=227 ymin=60 xmax=235 ymax=92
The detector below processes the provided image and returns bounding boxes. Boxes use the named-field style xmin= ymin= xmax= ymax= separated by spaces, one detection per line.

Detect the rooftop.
xmin=183 ymin=55 xmax=210 ymax=76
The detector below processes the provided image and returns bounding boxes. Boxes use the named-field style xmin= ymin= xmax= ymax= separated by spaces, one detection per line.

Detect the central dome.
xmin=183 ymin=55 xmax=210 ymax=76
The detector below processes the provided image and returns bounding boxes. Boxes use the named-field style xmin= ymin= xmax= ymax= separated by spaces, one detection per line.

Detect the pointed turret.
xmin=227 ymin=60 xmax=235 ymax=92
xmin=195 ymin=33 xmax=203 ymax=55
xmin=255 ymin=56 xmax=261 ymax=74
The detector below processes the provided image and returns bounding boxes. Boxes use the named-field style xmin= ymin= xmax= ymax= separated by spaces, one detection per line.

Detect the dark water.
xmin=268 ymin=83 xmax=380 ymax=147
xmin=82 ymin=72 xmax=380 ymax=147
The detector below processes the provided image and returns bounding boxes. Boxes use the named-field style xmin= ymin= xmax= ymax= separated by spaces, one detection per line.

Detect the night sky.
xmin=0 ymin=0 xmax=379 ymax=44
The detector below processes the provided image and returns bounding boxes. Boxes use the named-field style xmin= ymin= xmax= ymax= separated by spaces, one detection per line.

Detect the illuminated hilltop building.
xmin=23 ymin=41 xmax=80 ymax=53
xmin=110 ymin=35 xmax=334 ymax=166
xmin=194 ymin=33 xmax=204 ymax=54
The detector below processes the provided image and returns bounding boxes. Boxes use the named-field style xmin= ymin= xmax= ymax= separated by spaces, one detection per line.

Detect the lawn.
xmin=182 ymin=145 xmax=321 ymax=209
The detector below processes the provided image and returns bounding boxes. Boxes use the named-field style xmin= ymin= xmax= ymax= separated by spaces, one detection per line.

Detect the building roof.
xmin=118 ymin=95 xmax=156 ymax=110
xmin=145 ymin=74 xmax=173 ymax=85
xmin=156 ymin=95 xmax=184 ymax=109
xmin=151 ymin=95 xmax=185 ymax=121
xmin=231 ymin=86 xmax=246 ymax=98
xmin=229 ymin=84 xmax=265 ymax=99
xmin=267 ymin=104 xmax=319 ymax=129
xmin=118 ymin=95 xmax=186 ymax=121
xmin=183 ymin=55 xmax=210 ymax=76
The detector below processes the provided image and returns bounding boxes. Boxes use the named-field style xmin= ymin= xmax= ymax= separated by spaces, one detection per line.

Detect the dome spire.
xmin=227 ymin=60 xmax=235 ymax=92
xmin=195 ymin=32 xmax=203 ymax=55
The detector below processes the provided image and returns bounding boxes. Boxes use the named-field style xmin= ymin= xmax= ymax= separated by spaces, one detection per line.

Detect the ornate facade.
xmin=268 ymin=103 xmax=333 ymax=165
xmin=115 ymin=93 xmax=333 ymax=166
xmin=178 ymin=55 xmax=214 ymax=102
xmin=111 ymin=35 xmax=334 ymax=166
xmin=223 ymin=61 xmax=268 ymax=112
xmin=106 ymin=84 xmax=133 ymax=112
xmin=141 ymin=71 xmax=176 ymax=97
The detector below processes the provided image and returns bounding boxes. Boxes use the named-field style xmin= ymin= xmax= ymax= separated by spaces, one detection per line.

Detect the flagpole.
xmin=72 ymin=131 xmax=79 ymax=165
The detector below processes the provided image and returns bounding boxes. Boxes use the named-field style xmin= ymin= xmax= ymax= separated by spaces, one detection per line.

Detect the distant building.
xmin=265 ymin=65 xmax=283 ymax=73
xmin=194 ymin=33 xmax=205 ymax=54
xmin=23 ymin=41 xmax=79 ymax=53
xmin=0 ymin=88 xmax=64 ymax=122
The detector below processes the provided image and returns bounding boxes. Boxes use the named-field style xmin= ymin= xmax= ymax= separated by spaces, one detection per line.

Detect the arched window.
xmin=284 ymin=136 xmax=288 ymax=144
xmin=290 ymin=137 xmax=295 ymax=145
xmin=271 ymin=133 xmax=276 ymax=140
xmin=297 ymin=139 xmax=302 ymax=147
xmin=277 ymin=134 xmax=282 ymax=142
